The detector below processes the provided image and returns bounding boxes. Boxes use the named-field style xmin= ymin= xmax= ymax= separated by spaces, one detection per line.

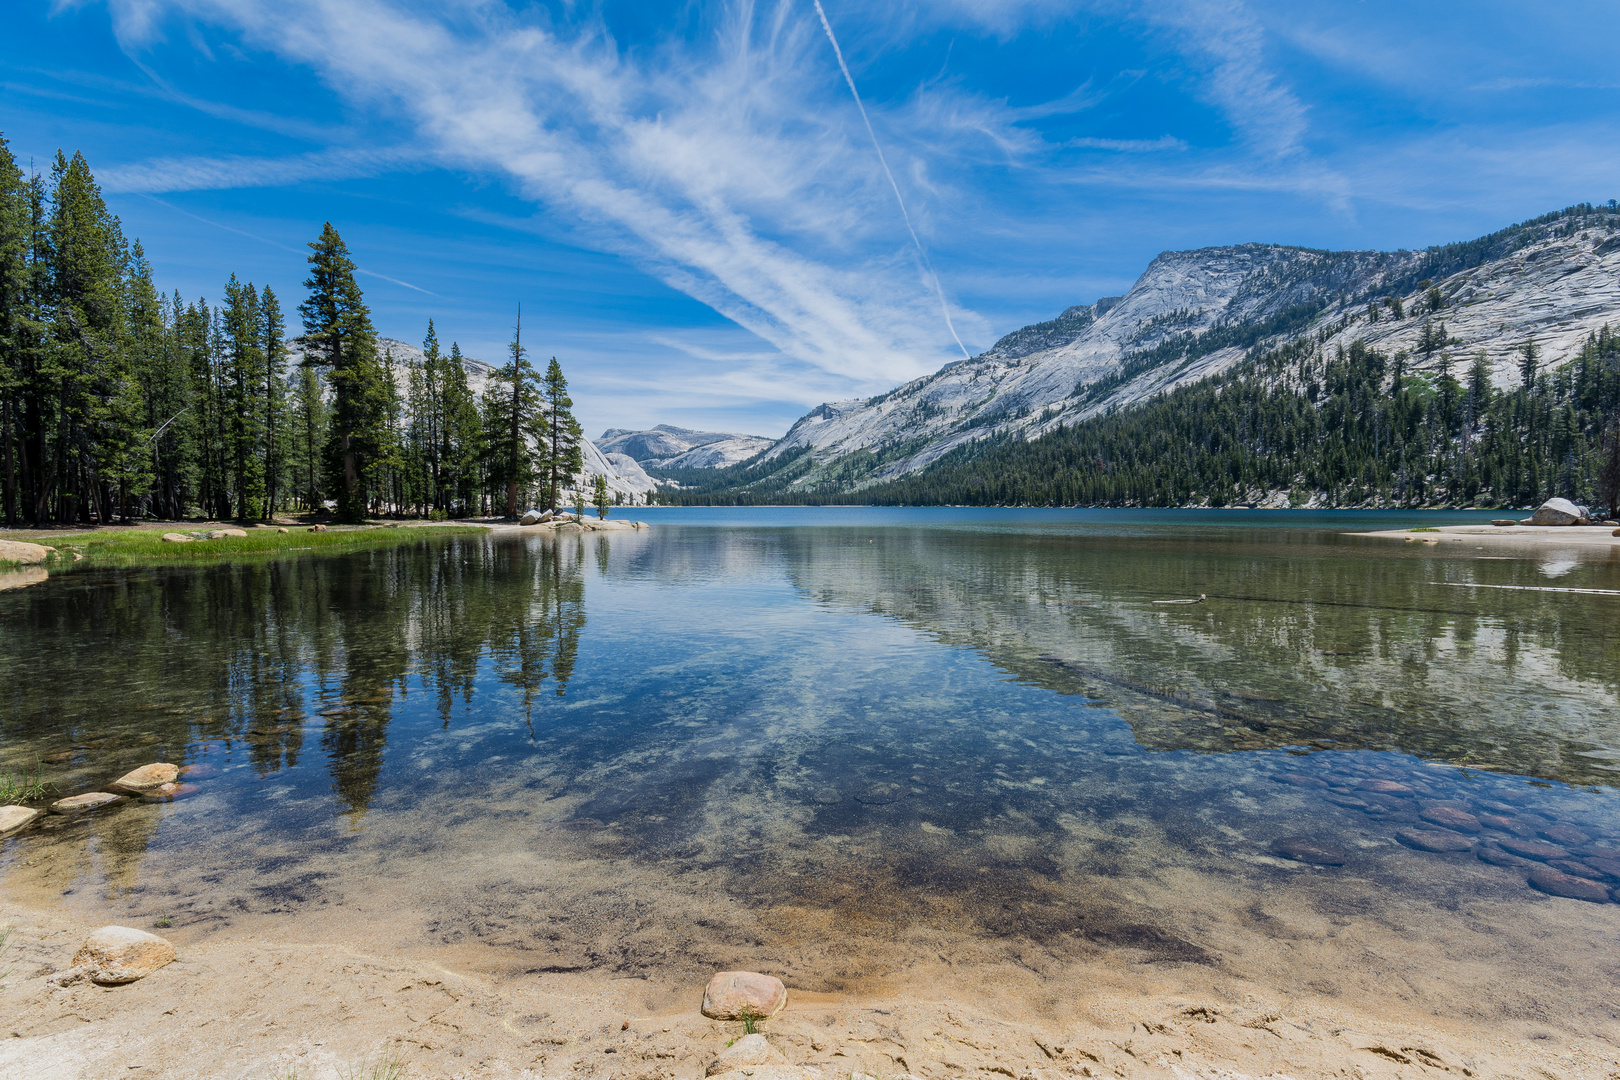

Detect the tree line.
xmin=0 ymin=139 xmax=589 ymax=527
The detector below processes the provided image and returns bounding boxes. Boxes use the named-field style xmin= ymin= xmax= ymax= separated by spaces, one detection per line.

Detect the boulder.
xmin=706 ymin=1034 xmax=787 ymax=1076
xmin=277 ymin=527 xmax=289 ymax=534
xmin=0 ymin=805 xmax=41 ymax=836
xmin=207 ymin=528 xmax=248 ymax=539
xmin=107 ymin=763 xmax=179 ymax=795
xmin=1490 ymin=519 xmax=1517 ymax=526
xmin=1498 ymin=837 xmax=1568 ymax=862
xmin=49 ymin=791 xmax=126 ymax=814
xmin=519 ymin=509 xmax=555 ymax=526
xmin=701 ymin=971 xmax=788 ymax=1020
xmin=72 ymin=926 xmax=175 ymax=984
xmin=309 ymin=524 xmax=328 ymax=532
xmin=160 ymin=532 xmax=194 ymax=543
xmin=0 ymin=539 xmax=53 ymax=564
xmin=1527 ymin=498 xmax=1588 ymax=526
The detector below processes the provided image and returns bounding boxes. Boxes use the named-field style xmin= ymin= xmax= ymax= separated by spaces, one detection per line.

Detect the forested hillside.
xmin=0 ymin=140 xmax=593 ymax=526
xmin=663 ymin=329 xmax=1620 ymax=515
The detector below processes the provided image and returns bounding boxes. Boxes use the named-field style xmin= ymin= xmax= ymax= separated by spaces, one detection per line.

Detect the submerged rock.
xmin=706 ymin=1034 xmax=787 ymax=1076
xmin=1420 ymin=806 xmax=1482 ymax=833
xmin=1527 ymin=865 xmax=1611 ymax=902
xmin=1477 ymin=842 xmax=1530 ymax=868
xmin=49 ymin=791 xmax=126 ymax=814
xmin=1396 ymin=828 xmax=1474 ymax=853
xmin=72 ymin=925 xmax=175 ymax=984
xmin=854 ymin=782 xmax=908 ymax=805
xmin=1498 ymin=838 xmax=1569 ymax=862
xmin=1270 ymin=836 xmax=1348 ymax=865
xmin=107 ymin=763 xmax=179 ymax=795
xmin=1356 ymin=779 xmax=1413 ymax=796
xmin=0 ymin=805 xmax=41 ymax=836
xmin=1539 ymin=823 xmax=1589 ymax=847
xmin=142 ymin=782 xmax=201 ymax=802
xmin=1548 ymin=858 xmax=1612 ymax=883
xmin=701 ymin=971 xmax=788 ymax=1020
xmin=179 ymin=763 xmax=220 ymax=780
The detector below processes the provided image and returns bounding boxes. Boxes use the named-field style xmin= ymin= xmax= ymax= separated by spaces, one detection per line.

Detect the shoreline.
xmin=1354 ymin=523 xmax=1620 ymax=547
xmin=1 ymin=895 xmax=1610 ymax=1080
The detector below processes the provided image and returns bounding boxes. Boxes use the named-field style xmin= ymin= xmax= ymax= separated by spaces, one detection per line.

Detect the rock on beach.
xmin=106 ymin=763 xmax=179 ymax=795
xmin=0 ymin=539 xmax=53 ymax=564
xmin=72 ymin=926 xmax=175 ymax=984
xmin=706 ymin=1034 xmax=788 ymax=1077
xmin=701 ymin=971 xmax=788 ymax=1020
xmin=1525 ymin=498 xmax=1589 ymax=526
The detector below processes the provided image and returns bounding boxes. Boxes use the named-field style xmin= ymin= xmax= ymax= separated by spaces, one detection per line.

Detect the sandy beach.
xmin=2 ymin=894 xmax=1617 ymax=1080
xmin=1354 ymin=523 xmax=1620 ymax=548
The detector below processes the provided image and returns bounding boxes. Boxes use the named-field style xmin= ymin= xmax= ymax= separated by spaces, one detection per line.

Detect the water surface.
xmin=2 ymin=509 xmax=1617 ymax=1027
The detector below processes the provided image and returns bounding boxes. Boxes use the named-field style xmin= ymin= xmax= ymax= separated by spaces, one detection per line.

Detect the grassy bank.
xmin=0 ymin=523 xmax=489 ymax=568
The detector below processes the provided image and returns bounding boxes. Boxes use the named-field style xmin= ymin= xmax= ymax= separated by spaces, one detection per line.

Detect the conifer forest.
xmin=0 ymin=140 xmax=584 ymax=527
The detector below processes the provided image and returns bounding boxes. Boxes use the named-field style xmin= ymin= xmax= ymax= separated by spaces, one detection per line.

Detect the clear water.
xmin=2 ymin=509 xmax=1617 ymax=1017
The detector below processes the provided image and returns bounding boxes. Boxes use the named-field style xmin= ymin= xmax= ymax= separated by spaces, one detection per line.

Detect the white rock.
xmin=50 ymin=792 xmax=126 ymax=814
xmin=0 ymin=540 xmax=53 ymax=564
xmin=107 ymin=763 xmax=179 ymax=795
xmin=707 ymin=1034 xmax=787 ymax=1077
xmin=0 ymin=805 xmax=41 ymax=836
xmin=72 ymin=926 xmax=175 ymax=984
xmin=160 ymin=532 xmax=194 ymax=543
xmin=1528 ymin=498 xmax=1589 ymax=525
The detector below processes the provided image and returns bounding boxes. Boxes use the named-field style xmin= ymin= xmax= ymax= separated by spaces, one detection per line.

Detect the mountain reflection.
xmin=770 ymin=527 xmax=1620 ymax=787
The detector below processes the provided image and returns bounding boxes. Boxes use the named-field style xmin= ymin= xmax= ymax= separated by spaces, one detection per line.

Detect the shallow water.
xmin=2 ymin=509 xmax=1618 ymax=1022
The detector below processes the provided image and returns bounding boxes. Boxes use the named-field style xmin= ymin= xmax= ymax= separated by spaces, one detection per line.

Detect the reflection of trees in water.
xmin=0 ymin=533 xmax=589 ymax=818
xmin=771 ymin=528 xmax=1620 ymax=786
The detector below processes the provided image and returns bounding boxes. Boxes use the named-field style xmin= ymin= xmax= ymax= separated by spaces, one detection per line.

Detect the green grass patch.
xmin=0 ymin=524 xmax=487 ymax=568
xmin=0 ymin=758 xmax=56 ymax=803
xmin=1408 ymin=526 xmax=1441 ymax=533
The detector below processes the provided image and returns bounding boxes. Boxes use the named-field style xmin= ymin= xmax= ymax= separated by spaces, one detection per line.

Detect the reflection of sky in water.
xmin=1 ymin=511 xmax=1617 ymax=1006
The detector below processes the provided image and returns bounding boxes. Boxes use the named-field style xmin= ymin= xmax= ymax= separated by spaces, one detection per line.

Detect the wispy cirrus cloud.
xmin=100 ymin=144 xmax=422 ymax=193
xmin=103 ymin=0 xmax=989 ymax=391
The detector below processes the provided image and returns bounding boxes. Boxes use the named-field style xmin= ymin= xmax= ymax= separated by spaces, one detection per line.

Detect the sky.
xmin=3 ymin=1 xmax=1617 ymax=439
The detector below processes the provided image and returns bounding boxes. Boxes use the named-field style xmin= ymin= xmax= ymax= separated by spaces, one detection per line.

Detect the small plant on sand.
xmin=0 ymin=758 xmax=55 ymax=803
xmin=739 ymin=1005 xmax=761 ymax=1035
xmin=1409 ymin=526 xmax=1440 ymax=533
xmin=339 ymin=1047 xmax=408 ymax=1080
xmin=154 ymin=915 xmax=173 ymax=929
xmin=0 ymin=926 xmax=15 ymax=989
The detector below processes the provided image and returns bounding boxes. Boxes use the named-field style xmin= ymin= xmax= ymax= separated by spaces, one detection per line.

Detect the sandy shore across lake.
xmin=1353 ymin=523 xmax=1620 ymax=549
xmin=1 ymin=895 xmax=1616 ymax=1080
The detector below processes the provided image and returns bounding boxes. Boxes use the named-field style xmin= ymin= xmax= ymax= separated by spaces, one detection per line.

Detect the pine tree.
xmin=441 ymin=341 xmax=480 ymax=515
xmin=290 ymin=362 xmax=326 ymax=511
xmin=0 ymin=133 xmax=32 ymax=527
xmin=261 ymin=287 xmax=288 ymax=519
xmin=481 ymin=313 xmax=545 ymax=518
xmin=592 ymin=472 xmax=609 ymax=519
xmin=540 ymin=356 xmax=582 ymax=511
xmin=298 ymin=223 xmax=383 ymax=522
xmin=222 ymin=273 xmax=266 ymax=519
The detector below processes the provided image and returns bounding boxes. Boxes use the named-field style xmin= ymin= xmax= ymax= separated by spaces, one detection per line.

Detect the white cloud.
xmin=103 ymin=0 xmax=987 ymax=390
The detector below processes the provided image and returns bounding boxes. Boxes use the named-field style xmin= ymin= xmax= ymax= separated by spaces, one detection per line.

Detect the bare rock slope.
xmin=763 ymin=204 xmax=1620 ymax=488
xmin=598 ymin=425 xmax=776 ymax=469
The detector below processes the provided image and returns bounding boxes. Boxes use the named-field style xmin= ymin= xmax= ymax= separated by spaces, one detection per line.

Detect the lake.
xmin=2 ymin=508 xmax=1617 ymax=1035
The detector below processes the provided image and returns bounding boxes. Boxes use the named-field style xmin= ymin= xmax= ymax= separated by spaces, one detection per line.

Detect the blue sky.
xmin=4 ymin=1 xmax=1617 ymax=439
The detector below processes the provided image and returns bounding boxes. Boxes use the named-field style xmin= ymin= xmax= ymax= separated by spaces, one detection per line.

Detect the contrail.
xmin=812 ymin=0 xmax=971 ymax=360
